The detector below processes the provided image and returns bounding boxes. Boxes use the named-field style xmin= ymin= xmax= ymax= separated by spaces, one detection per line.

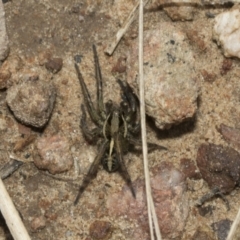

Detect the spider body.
xmin=74 ymin=45 xmax=166 ymax=205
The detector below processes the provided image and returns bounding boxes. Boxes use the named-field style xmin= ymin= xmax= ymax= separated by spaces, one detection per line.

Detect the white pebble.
xmin=213 ymin=9 xmax=240 ymax=58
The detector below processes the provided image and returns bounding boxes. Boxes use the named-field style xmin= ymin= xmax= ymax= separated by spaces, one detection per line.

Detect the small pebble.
xmin=211 ymin=219 xmax=232 ymax=240
xmin=218 ymin=123 xmax=240 ymax=150
xmin=213 ymin=9 xmax=240 ymax=58
xmin=220 ymin=58 xmax=232 ymax=75
xmin=35 ymin=135 xmax=73 ymax=174
xmin=6 ymin=80 xmax=56 ymax=128
xmin=111 ymin=56 xmax=126 ymax=73
xmin=200 ymin=69 xmax=217 ymax=83
xmin=45 ymin=57 xmax=63 ymax=74
xmin=30 ymin=216 xmax=46 ymax=232
xmin=89 ymin=220 xmax=112 ymax=240
xmin=180 ymin=158 xmax=201 ymax=180
xmin=196 ymin=143 xmax=240 ymax=193
xmin=186 ymin=29 xmax=207 ymax=52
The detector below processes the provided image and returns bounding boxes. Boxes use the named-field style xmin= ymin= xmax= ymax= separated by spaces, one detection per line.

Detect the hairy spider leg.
xmin=117 ymin=79 xmax=140 ymax=134
xmin=80 ymin=105 xmax=101 ymax=143
xmin=74 ymin=139 xmax=109 ymax=205
xmin=114 ymin=133 xmax=136 ymax=198
xmin=75 ymin=63 xmax=103 ymax=126
xmin=128 ymin=137 xmax=167 ymax=152
xmin=92 ymin=45 xmax=106 ymax=119
xmin=117 ymin=79 xmax=136 ymax=112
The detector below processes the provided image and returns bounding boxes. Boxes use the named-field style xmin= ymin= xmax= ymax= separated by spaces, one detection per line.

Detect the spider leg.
xmin=196 ymin=186 xmax=230 ymax=210
xmin=117 ymin=79 xmax=140 ymax=134
xmin=114 ymin=133 xmax=136 ymax=198
xmin=80 ymin=105 xmax=102 ymax=143
xmin=74 ymin=139 xmax=109 ymax=205
xmin=75 ymin=63 xmax=103 ymax=126
xmin=128 ymin=136 xmax=167 ymax=152
xmin=92 ymin=45 xmax=106 ymax=119
xmin=117 ymin=79 xmax=136 ymax=113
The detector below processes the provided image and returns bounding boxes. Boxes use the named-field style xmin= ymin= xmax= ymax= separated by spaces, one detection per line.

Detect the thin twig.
xmin=105 ymin=0 xmax=149 ymax=56
xmin=105 ymin=2 xmax=139 ymax=55
xmin=0 ymin=155 xmax=30 ymax=240
xmin=0 ymin=177 xmax=31 ymax=240
xmin=139 ymin=0 xmax=162 ymax=239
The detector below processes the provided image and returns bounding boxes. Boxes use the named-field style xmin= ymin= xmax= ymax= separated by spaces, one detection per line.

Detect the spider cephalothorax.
xmin=74 ymin=45 xmax=166 ymax=205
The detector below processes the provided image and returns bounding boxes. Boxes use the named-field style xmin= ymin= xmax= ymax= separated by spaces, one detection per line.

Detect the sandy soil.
xmin=1 ymin=0 xmax=240 ymax=239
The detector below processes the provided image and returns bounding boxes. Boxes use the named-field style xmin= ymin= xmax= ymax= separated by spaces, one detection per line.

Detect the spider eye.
xmin=102 ymin=155 xmax=119 ymax=173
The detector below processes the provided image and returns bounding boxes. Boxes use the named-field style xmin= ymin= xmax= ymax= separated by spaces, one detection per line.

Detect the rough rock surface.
xmin=6 ymin=80 xmax=56 ymax=128
xmin=0 ymin=1 xmax=9 ymax=61
xmin=35 ymin=135 xmax=73 ymax=174
xmin=213 ymin=9 xmax=240 ymax=58
xmin=89 ymin=220 xmax=112 ymax=240
xmin=196 ymin=143 xmax=240 ymax=193
xmin=127 ymin=22 xmax=199 ymax=129
xmin=219 ymin=124 xmax=240 ymax=150
xmin=106 ymin=163 xmax=189 ymax=239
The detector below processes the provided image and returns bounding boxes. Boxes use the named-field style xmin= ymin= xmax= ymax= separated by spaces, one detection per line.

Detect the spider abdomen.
xmin=102 ymin=153 xmax=119 ymax=173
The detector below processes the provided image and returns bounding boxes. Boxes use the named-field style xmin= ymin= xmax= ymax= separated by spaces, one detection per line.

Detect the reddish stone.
xmin=196 ymin=143 xmax=240 ymax=193
xmin=35 ymin=135 xmax=73 ymax=174
xmin=89 ymin=220 xmax=112 ymax=239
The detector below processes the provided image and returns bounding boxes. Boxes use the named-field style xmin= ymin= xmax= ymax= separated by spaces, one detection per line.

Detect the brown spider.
xmin=74 ymin=45 xmax=166 ymax=205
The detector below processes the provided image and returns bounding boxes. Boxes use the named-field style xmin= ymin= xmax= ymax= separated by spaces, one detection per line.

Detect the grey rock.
xmin=127 ymin=22 xmax=200 ymax=129
xmin=6 ymin=80 xmax=56 ymax=128
xmin=35 ymin=135 xmax=73 ymax=174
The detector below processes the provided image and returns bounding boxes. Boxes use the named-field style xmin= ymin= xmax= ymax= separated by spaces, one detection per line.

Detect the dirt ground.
xmin=1 ymin=0 xmax=240 ymax=239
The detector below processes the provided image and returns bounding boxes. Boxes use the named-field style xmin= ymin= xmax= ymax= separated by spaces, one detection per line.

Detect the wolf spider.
xmin=74 ymin=45 xmax=166 ymax=205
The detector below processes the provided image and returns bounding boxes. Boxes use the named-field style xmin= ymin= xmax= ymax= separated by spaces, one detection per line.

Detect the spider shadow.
xmin=146 ymin=114 xmax=197 ymax=141
xmin=147 ymin=1 xmax=234 ymax=12
xmin=0 ymin=213 xmax=14 ymax=240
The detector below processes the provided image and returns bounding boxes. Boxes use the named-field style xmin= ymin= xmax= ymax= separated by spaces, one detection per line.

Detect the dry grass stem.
xmin=139 ymin=0 xmax=162 ymax=239
xmin=0 ymin=177 xmax=31 ymax=240
xmin=105 ymin=0 xmax=149 ymax=55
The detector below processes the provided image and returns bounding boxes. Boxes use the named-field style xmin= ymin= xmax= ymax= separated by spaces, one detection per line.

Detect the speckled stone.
xmin=6 ymin=80 xmax=56 ymax=128
xmin=35 ymin=135 xmax=73 ymax=174
xmin=106 ymin=162 xmax=189 ymax=239
xmin=127 ymin=22 xmax=199 ymax=129
xmin=196 ymin=143 xmax=240 ymax=193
